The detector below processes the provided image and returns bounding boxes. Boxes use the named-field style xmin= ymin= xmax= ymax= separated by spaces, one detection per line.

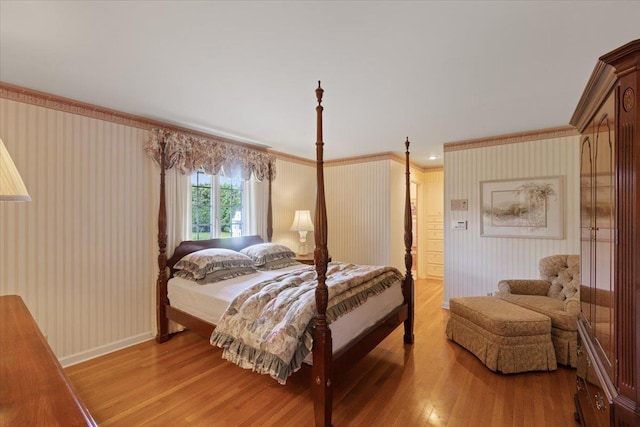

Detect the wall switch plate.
xmin=451 ymin=199 xmax=468 ymax=211
xmin=452 ymin=220 xmax=467 ymax=230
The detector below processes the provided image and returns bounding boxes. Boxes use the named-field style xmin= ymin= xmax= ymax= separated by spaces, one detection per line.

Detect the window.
xmin=191 ymin=172 xmax=245 ymax=240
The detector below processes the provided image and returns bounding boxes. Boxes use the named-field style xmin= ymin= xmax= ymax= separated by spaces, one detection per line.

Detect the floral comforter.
xmin=210 ymin=262 xmax=403 ymax=384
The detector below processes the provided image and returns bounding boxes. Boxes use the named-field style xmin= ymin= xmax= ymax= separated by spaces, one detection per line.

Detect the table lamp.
xmin=0 ymin=138 xmax=31 ymax=201
xmin=289 ymin=209 xmax=314 ymax=255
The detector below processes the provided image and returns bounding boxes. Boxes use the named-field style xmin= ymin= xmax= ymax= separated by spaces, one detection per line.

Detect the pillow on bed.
xmin=196 ymin=266 xmax=256 ymax=284
xmin=240 ymin=243 xmax=296 ymax=266
xmin=174 ymin=248 xmax=254 ymax=280
xmin=256 ymin=258 xmax=302 ymax=271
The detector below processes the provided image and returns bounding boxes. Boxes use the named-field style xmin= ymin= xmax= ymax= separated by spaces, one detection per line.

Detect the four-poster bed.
xmin=152 ymin=82 xmax=415 ymax=427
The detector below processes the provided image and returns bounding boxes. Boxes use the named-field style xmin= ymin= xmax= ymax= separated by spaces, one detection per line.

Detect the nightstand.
xmin=294 ymin=255 xmax=331 ymax=265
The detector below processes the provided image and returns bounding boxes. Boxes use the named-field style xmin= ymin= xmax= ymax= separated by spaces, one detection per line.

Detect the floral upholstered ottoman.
xmin=446 ymin=296 xmax=557 ymax=373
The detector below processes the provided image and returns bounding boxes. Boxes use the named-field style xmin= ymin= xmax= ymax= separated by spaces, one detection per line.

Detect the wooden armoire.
xmin=570 ymin=39 xmax=640 ymax=426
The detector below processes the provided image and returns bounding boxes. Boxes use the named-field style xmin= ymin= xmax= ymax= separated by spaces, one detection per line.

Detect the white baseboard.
xmin=60 ymin=332 xmax=154 ymax=368
xmin=441 ymin=301 xmax=450 ymax=310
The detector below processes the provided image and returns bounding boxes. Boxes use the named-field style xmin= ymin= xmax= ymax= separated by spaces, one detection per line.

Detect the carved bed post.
xmin=156 ymin=133 xmax=169 ymax=343
xmin=267 ymin=161 xmax=273 ymax=243
xmin=312 ymin=81 xmax=333 ymax=427
xmin=403 ymin=138 xmax=415 ymax=344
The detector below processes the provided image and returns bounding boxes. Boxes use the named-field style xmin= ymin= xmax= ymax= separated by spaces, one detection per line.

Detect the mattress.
xmin=167 ymin=264 xmax=405 ymax=355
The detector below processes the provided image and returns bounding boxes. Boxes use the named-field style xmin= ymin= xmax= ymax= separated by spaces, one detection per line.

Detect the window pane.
xmin=219 ymin=176 xmax=243 ymax=238
xmin=191 ymin=172 xmax=213 ymax=240
xmin=192 ymin=173 xmax=212 ymax=186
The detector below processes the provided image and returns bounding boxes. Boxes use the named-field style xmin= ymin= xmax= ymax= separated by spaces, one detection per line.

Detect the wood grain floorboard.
xmin=66 ymin=279 xmax=578 ymax=426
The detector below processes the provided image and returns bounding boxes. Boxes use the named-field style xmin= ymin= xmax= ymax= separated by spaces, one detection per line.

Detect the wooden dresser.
xmin=570 ymin=39 xmax=640 ymax=426
xmin=0 ymin=295 xmax=96 ymax=426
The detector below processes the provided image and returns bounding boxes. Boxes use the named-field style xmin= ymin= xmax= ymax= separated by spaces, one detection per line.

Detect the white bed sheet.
xmin=167 ymin=264 xmax=405 ymax=355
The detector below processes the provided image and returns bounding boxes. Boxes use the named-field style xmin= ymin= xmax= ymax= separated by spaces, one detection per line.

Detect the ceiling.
xmin=1 ymin=1 xmax=639 ymax=167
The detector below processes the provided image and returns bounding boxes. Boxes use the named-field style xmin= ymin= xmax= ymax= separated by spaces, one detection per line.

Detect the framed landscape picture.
xmin=480 ymin=176 xmax=564 ymax=239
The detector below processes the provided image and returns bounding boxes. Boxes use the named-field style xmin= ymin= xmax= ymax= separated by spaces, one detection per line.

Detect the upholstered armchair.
xmin=496 ymin=254 xmax=580 ymax=367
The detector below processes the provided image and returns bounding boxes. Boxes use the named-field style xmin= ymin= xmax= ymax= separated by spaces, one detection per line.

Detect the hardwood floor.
xmin=66 ymin=279 xmax=578 ymax=426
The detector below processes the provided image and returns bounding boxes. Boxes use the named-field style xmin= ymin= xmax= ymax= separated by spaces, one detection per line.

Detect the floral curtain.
xmin=145 ymin=128 xmax=276 ymax=181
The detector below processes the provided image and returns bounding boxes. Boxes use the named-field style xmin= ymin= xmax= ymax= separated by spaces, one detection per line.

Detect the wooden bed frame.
xmin=154 ymin=82 xmax=414 ymax=427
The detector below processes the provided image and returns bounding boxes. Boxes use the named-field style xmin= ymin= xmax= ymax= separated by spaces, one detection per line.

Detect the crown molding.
xmin=325 ymin=151 xmax=428 ymax=172
xmin=5 ymin=81 xmax=550 ymax=170
xmin=325 ymin=151 xmax=400 ymax=167
xmin=272 ymin=149 xmax=430 ymax=171
xmin=1 ymin=81 xmax=429 ymax=169
xmin=443 ymin=125 xmax=578 ymax=153
xmin=269 ymin=150 xmax=315 ymax=167
xmin=0 ymin=81 xmax=270 ymax=153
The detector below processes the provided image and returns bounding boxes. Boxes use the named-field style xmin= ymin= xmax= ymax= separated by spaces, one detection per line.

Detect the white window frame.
xmin=191 ymin=172 xmax=247 ymax=240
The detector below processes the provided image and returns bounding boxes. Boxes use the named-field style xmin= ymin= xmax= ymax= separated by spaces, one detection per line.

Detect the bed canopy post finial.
xmin=312 ymin=81 xmax=333 ymax=427
xmin=403 ymin=137 xmax=415 ymax=344
xmin=156 ymin=132 xmax=170 ymax=343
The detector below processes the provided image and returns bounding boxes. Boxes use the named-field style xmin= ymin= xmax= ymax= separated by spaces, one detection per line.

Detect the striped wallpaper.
xmin=325 ymin=159 xmax=419 ymax=273
xmin=0 ymin=97 xmax=156 ymax=365
xmin=326 ymin=160 xmax=392 ymax=266
xmin=443 ymin=134 xmax=581 ymax=308
xmin=271 ymin=158 xmax=317 ymax=252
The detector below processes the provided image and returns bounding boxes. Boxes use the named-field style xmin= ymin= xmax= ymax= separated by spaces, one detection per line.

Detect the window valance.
xmin=145 ymin=128 xmax=276 ymax=181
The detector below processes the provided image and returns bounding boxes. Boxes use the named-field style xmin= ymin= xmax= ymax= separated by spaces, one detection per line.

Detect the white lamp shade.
xmin=0 ymin=139 xmax=31 ymax=202
xmin=289 ymin=210 xmax=314 ymax=231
